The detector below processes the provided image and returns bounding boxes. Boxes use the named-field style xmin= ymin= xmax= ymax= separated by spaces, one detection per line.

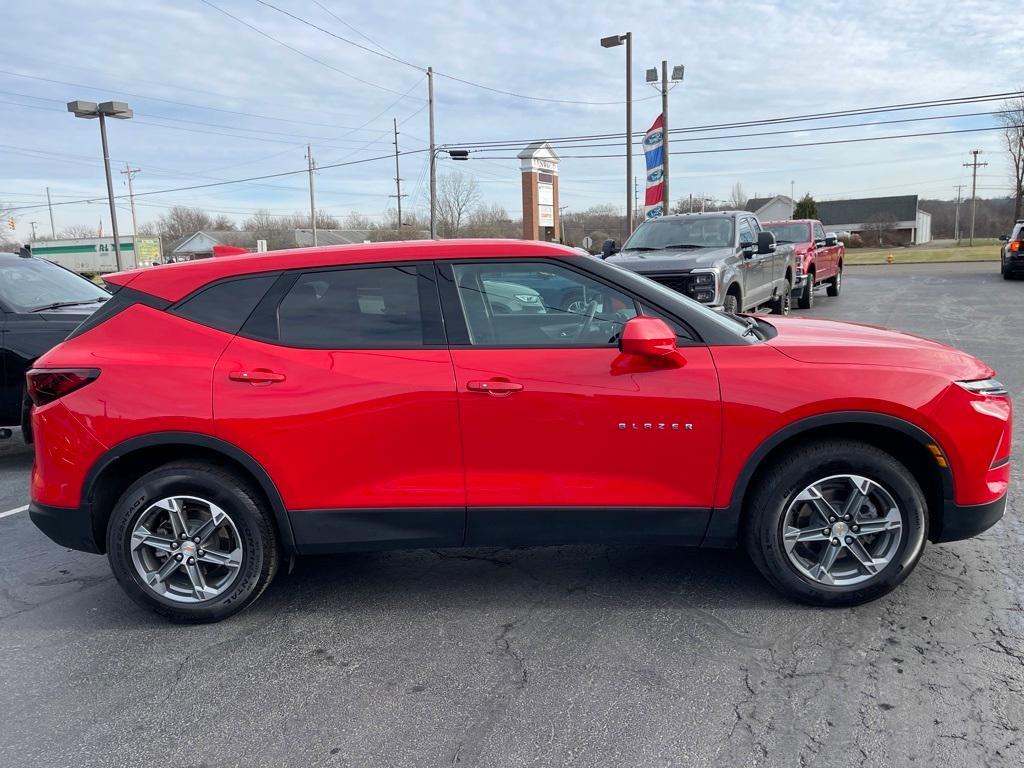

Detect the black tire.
xmin=20 ymin=388 xmax=33 ymax=444
xmin=723 ymin=290 xmax=741 ymax=314
xmin=826 ymin=267 xmax=843 ymax=296
xmin=769 ymin=279 xmax=791 ymax=315
xmin=106 ymin=461 xmax=279 ymax=623
xmin=797 ymin=272 xmax=814 ymax=310
xmin=743 ymin=440 xmax=928 ymax=606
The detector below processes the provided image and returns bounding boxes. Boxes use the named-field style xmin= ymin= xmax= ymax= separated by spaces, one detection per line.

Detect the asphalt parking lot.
xmin=0 ymin=261 xmax=1020 ymax=768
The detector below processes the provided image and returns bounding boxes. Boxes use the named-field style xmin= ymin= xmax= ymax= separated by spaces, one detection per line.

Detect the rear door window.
xmin=269 ymin=265 xmax=429 ymax=348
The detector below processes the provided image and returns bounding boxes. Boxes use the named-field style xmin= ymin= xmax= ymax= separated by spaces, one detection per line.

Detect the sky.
xmin=2 ymin=0 xmax=1022 ymax=241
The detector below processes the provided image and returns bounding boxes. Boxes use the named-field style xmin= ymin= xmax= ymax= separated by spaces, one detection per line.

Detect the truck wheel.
xmin=106 ymin=461 xmax=280 ymax=623
xmin=797 ymin=272 xmax=814 ymax=309
xmin=827 ymin=267 xmax=843 ymax=296
xmin=723 ymin=290 xmax=741 ymax=314
xmin=744 ymin=440 xmax=927 ymax=606
xmin=769 ymin=280 xmax=791 ymax=315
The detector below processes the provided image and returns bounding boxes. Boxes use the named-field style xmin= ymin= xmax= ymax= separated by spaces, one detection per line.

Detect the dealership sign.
xmin=643 ymin=114 xmax=666 ymax=219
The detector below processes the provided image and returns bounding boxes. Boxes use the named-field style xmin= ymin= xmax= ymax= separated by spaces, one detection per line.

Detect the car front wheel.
xmin=769 ymin=280 xmax=792 ymax=315
xmin=744 ymin=440 xmax=927 ymax=606
xmin=107 ymin=461 xmax=280 ymax=623
xmin=797 ymin=272 xmax=814 ymax=309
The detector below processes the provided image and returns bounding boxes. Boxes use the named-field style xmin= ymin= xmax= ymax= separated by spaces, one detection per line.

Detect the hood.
xmin=766 ymin=316 xmax=993 ymax=379
xmin=607 ymin=245 xmax=733 ymax=273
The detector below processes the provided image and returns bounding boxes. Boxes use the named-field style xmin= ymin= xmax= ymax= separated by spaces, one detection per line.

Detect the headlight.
xmin=514 ymin=294 xmax=541 ymax=303
xmin=692 ymin=273 xmax=715 ymax=286
xmin=956 ymin=378 xmax=1009 ymax=396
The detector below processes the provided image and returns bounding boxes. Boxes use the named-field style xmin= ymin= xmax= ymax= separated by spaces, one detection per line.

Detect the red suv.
xmin=27 ymin=240 xmax=1011 ymax=622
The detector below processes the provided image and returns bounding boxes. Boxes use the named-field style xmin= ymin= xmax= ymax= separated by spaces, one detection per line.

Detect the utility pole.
xmin=688 ymin=193 xmax=693 ymax=213
xmin=954 ymin=185 xmax=963 ymax=243
xmin=306 ymin=145 xmax=318 ymax=246
xmin=29 ymin=221 xmax=38 ymax=240
xmin=790 ymin=180 xmax=795 ymax=217
xmin=120 ymin=164 xmax=141 ymax=239
xmin=45 ymin=187 xmax=56 ymax=237
xmin=428 ymin=66 xmax=437 ymax=239
xmin=391 ymin=117 xmax=406 ymax=227
xmin=633 ymin=176 xmax=639 ymax=228
xmin=963 ymin=149 xmax=987 ymax=246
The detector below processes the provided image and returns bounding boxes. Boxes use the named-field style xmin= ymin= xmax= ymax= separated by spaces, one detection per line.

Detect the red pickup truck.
xmin=763 ymin=219 xmax=845 ymax=309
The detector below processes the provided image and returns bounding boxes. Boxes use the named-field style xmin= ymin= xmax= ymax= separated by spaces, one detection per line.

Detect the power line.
xmin=468 ymin=124 xmax=1021 ymax=160
xmin=0 ymin=69 xmax=393 ymax=132
xmin=449 ymin=91 xmax=1024 ymax=148
xmin=5 ymin=148 xmax=433 ymax=213
xmin=199 ymin=0 xmax=420 ymax=99
xmin=308 ymin=0 xmax=399 ymax=58
xmin=251 ymin=0 xmax=656 ymax=106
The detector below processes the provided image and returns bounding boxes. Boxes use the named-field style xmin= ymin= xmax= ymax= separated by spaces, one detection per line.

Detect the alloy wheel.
xmin=781 ymin=474 xmax=903 ymax=587
xmin=129 ymin=495 xmax=244 ymax=603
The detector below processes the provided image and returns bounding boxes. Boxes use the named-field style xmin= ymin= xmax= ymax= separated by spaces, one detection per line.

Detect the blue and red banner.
xmin=643 ymin=113 xmax=666 ymax=219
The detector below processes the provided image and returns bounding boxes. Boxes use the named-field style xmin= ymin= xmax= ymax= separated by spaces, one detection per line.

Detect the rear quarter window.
xmin=172 ymin=274 xmax=278 ymax=334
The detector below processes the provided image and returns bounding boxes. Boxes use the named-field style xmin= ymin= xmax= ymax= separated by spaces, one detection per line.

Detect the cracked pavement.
xmin=0 ymin=261 xmax=1020 ymax=767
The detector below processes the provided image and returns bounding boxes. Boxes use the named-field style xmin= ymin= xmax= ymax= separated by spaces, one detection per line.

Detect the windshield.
xmin=600 ymin=260 xmax=763 ymax=342
xmin=622 ymin=217 xmax=734 ymax=250
xmin=764 ymin=222 xmax=812 ymax=243
xmin=0 ymin=256 xmax=110 ymax=312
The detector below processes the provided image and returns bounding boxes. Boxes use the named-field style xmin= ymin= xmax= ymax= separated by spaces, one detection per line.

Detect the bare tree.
xmin=998 ymin=93 xmax=1024 ymax=223
xmin=58 ymin=223 xmax=101 ymax=239
xmin=436 ymin=172 xmax=481 ymax=237
xmin=155 ymin=206 xmax=218 ymax=242
xmin=729 ymin=182 xmax=747 ymax=210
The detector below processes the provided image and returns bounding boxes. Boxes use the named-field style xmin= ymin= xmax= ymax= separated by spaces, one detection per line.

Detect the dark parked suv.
xmin=1000 ymin=220 xmax=1024 ymax=279
xmin=0 ymin=251 xmax=109 ymax=439
xmin=605 ymin=211 xmax=794 ymax=315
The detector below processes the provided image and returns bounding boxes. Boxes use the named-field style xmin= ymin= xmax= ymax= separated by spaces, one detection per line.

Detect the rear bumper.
xmin=933 ymin=494 xmax=1006 ymax=543
xmin=29 ymin=501 xmax=100 ymax=554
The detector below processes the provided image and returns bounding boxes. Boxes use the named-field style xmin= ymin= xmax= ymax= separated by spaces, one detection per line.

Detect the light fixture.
xmin=671 ymin=65 xmax=685 ymax=81
xmin=645 ymin=68 xmax=658 ymax=83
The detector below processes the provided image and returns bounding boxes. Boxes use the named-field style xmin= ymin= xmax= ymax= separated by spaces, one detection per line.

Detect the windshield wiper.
xmin=30 ymin=297 xmax=108 ymax=312
xmin=773 ymin=238 xmax=794 ymax=244
xmin=622 ymin=246 xmax=661 ymax=252
xmin=660 ymin=243 xmax=705 ymax=249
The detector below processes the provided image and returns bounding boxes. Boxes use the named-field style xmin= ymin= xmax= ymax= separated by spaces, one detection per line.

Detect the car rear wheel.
xmin=827 ymin=267 xmax=843 ymax=296
xmin=744 ymin=440 xmax=927 ymax=606
xmin=107 ymin=461 xmax=279 ymax=623
xmin=797 ymin=272 xmax=814 ymax=309
xmin=769 ymin=280 xmax=791 ymax=315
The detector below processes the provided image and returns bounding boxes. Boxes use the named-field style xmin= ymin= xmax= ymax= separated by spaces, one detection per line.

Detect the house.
xmin=816 ymin=195 xmax=932 ymax=245
xmin=167 ymin=229 xmax=376 ymax=261
xmin=745 ymin=195 xmax=795 ymax=221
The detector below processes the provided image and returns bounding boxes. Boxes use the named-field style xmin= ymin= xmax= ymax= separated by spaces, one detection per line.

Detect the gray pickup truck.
xmin=603 ymin=211 xmax=794 ymax=315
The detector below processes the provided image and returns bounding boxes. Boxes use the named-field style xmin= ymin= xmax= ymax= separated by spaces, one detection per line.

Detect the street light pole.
xmin=661 ymin=59 xmax=669 ymax=212
xmin=68 ymin=100 xmax=132 ymax=271
xmin=97 ymin=113 xmax=122 ymax=269
xmin=601 ymin=33 xmax=633 ymax=236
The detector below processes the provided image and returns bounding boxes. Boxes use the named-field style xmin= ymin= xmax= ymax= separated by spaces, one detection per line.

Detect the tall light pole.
xmin=601 ymin=33 xmax=632 ymax=234
xmin=429 ymin=147 xmax=470 ymax=238
xmin=68 ymin=100 xmax=132 ymax=270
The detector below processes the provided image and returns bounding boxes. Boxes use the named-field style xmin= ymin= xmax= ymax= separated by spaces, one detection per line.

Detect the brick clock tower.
xmin=518 ymin=141 xmax=561 ymax=241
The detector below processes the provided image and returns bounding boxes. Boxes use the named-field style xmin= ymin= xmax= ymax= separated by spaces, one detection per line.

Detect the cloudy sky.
xmin=2 ymin=0 xmax=1021 ymax=239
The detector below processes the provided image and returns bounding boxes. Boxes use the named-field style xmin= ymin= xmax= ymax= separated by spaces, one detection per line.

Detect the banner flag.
xmin=643 ymin=113 xmax=666 ymax=219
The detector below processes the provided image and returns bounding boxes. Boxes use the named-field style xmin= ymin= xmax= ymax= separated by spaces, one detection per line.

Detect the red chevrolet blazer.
xmin=27 ymin=240 xmax=1011 ymax=622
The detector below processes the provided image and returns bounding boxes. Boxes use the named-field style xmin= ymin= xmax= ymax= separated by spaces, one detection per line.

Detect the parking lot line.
xmin=0 ymin=505 xmax=29 ymax=519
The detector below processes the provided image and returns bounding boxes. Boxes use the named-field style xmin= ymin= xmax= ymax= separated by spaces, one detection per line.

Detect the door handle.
xmin=467 ymin=379 xmax=523 ymax=395
xmin=229 ymin=369 xmax=286 ymax=385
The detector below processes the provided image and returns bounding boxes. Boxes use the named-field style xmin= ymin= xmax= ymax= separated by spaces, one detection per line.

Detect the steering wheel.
xmin=572 ymin=300 xmax=600 ymax=341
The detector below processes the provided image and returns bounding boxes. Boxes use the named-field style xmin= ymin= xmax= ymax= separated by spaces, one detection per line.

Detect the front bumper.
xmin=791 ymin=273 xmax=808 ymax=295
xmin=29 ymin=500 xmax=100 ymax=554
xmin=933 ymin=493 xmax=1006 ymax=543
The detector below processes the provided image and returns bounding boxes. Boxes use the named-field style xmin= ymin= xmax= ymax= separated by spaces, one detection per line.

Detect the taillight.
xmin=1010 ymin=241 xmax=1021 ymax=253
xmin=26 ymin=368 xmax=100 ymax=406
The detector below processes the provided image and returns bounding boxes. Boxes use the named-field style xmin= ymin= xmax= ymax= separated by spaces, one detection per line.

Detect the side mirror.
xmin=619 ymin=316 xmax=678 ymax=359
xmin=601 ymin=239 xmax=619 ymax=258
xmin=999 ymin=234 xmax=1010 ymax=242
xmin=756 ymin=231 xmax=776 ymax=255
xmin=824 ymin=234 xmax=837 ymax=246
